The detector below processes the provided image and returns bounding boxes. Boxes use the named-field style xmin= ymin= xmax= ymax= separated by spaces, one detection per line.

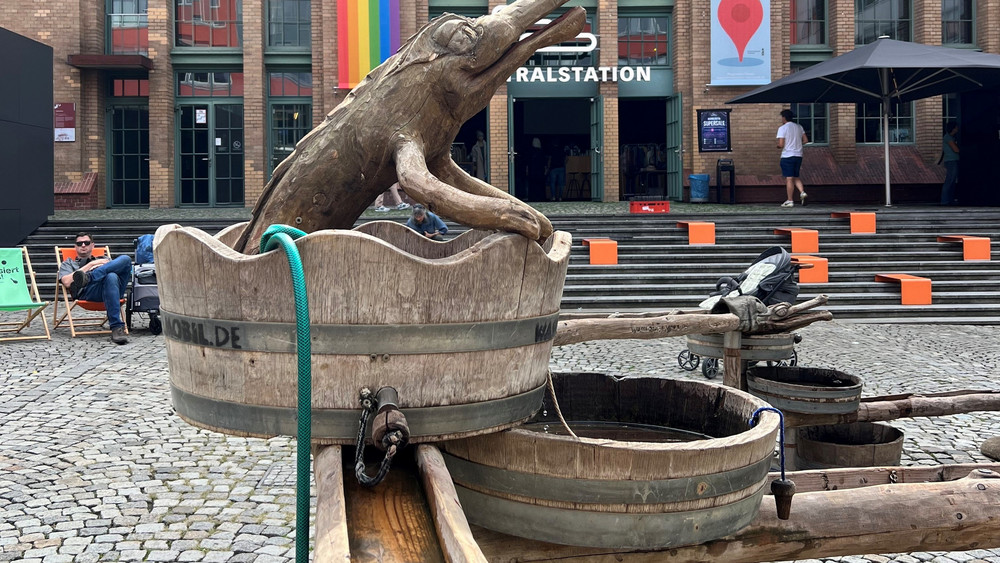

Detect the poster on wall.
xmin=54 ymin=103 xmax=76 ymax=142
xmin=710 ymin=0 xmax=771 ymax=85
xmin=698 ymin=109 xmax=732 ymax=152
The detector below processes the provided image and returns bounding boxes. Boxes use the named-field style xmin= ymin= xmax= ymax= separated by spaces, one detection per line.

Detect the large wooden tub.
xmin=153 ymin=221 xmax=571 ymax=444
xmin=440 ymin=372 xmax=780 ymax=549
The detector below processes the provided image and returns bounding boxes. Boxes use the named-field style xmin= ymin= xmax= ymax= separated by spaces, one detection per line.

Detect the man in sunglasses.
xmin=57 ymin=232 xmax=133 ymax=344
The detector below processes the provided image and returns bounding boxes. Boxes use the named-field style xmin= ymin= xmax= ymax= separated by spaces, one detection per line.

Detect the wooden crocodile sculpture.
xmin=235 ymin=0 xmax=585 ymax=252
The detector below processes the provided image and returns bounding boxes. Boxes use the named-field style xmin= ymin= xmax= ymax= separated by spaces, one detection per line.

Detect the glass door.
xmin=590 ymin=96 xmax=603 ymax=200
xmin=665 ymin=94 xmax=683 ymax=200
xmin=108 ymin=105 xmax=150 ymax=206
xmin=178 ymin=103 xmax=244 ymax=206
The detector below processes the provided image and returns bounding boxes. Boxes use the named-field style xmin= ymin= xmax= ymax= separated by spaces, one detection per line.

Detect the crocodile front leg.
xmin=394 ymin=137 xmax=548 ymax=241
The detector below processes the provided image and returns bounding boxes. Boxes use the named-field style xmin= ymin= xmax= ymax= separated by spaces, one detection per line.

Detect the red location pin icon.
xmin=718 ymin=0 xmax=763 ymax=62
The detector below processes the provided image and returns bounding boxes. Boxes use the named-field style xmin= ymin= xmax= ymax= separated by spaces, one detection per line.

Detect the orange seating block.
xmin=875 ymin=273 xmax=932 ymax=305
xmin=773 ymin=227 xmax=819 ymax=253
xmin=676 ymin=221 xmax=716 ymax=245
xmin=791 ymin=255 xmax=828 ymax=283
xmin=582 ymin=238 xmax=618 ymax=265
xmin=830 ymin=212 xmax=876 ymax=234
xmin=936 ymin=235 xmax=991 ymax=261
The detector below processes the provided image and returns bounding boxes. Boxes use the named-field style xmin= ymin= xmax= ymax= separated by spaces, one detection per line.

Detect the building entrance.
xmin=618 ymin=98 xmax=674 ymax=201
xmin=511 ymin=98 xmax=592 ymax=202
xmin=177 ymin=103 xmax=245 ymax=206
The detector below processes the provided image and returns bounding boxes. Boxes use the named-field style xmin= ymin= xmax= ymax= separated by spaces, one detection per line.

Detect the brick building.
xmin=2 ymin=0 xmax=997 ymax=209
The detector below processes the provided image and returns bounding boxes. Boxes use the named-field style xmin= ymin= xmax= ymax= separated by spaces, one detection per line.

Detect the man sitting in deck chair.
xmin=58 ymin=232 xmax=132 ymax=345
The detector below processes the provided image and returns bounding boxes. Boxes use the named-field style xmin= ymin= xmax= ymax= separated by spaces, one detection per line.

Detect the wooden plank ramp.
xmin=330 ymin=446 xmax=445 ymax=563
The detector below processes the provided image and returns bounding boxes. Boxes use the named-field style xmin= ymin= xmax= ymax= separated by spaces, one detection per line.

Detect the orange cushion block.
xmin=936 ymin=235 xmax=991 ymax=261
xmin=774 ymin=228 xmax=819 ymax=253
xmin=875 ymin=274 xmax=932 ymax=305
xmin=582 ymin=238 xmax=618 ymax=265
xmin=676 ymin=221 xmax=716 ymax=245
xmin=831 ymin=212 xmax=876 ymax=234
xmin=792 ymin=255 xmax=828 ymax=283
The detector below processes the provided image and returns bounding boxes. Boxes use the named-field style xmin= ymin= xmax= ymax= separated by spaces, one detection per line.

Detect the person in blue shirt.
xmin=406 ymin=204 xmax=448 ymax=240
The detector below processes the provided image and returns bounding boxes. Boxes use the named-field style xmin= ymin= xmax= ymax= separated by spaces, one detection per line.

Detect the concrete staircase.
xmin=19 ymin=207 xmax=1000 ymax=323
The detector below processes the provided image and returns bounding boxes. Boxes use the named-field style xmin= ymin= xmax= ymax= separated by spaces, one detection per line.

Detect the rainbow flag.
xmin=337 ymin=0 xmax=401 ymax=89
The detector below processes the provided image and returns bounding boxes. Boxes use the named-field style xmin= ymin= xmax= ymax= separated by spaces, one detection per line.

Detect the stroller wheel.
xmin=767 ymin=349 xmax=798 ymax=368
xmin=148 ymin=315 xmax=163 ymax=336
xmin=677 ymin=349 xmax=700 ymax=371
xmin=702 ymin=358 xmax=721 ymax=380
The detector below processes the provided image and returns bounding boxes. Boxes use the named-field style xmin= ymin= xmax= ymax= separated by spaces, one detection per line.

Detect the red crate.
xmin=629 ymin=200 xmax=670 ymax=214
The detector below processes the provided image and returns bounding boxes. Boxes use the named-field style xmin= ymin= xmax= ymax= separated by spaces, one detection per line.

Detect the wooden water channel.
xmin=154 ymin=224 xmax=1000 ymax=562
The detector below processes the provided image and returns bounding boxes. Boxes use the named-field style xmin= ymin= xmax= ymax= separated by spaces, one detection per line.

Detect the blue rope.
xmin=749 ymin=407 xmax=787 ymax=481
xmin=259 ymin=225 xmax=311 ymax=563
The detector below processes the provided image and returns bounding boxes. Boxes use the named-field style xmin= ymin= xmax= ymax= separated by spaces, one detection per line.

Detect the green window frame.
xmin=268 ymin=71 xmax=313 ymax=176
xmin=855 ymin=0 xmax=911 ymax=44
xmin=617 ymin=14 xmax=669 ymax=67
xmin=268 ymin=0 xmax=311 ymax=49
xmin=942 ymin=0 xmax=974 ymax=45
xmin=856 ymin=100 xmax=914 ymax=144
xmin=175 ymin=0 xmax=244 ymax=48
xmin=791 ymin=0 xmax=825 ymax=45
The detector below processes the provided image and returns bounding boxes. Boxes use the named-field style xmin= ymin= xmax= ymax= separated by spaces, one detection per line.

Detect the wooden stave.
xmin=154 ymin=223 xmax=571 ymax=442
xmin=797 ymin=422 xmax=905 ymax=469
xmin=746 ymin=366 xmax=864 ymax=415
xmin=439 ymin=374 xmax=780 ymax=547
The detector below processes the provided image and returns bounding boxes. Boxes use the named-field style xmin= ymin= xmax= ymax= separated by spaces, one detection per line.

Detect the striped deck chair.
xmin=0 ymin=247 xmax=51 ymax=342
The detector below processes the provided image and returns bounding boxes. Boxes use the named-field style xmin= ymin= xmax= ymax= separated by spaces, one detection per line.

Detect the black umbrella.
xmin=727 ymin=38 xmax=1000 ymax=205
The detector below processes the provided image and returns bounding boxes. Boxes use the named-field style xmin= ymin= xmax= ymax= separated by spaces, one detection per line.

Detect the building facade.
xmin=2 ymin=0 xmax=998 ymax=209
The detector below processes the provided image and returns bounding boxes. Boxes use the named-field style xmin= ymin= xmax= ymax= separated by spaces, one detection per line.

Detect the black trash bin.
xmin=717 ymin=159 xmax=735 ymax=204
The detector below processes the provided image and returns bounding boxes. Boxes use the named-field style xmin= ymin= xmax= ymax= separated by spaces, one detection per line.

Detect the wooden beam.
xmin=473 ymin=469 xmax=1000 ymax=562
xmin=785 ymin=390 xmax=1000 ymax=427
xmin=769 ymin=463 xmax=1000 ymax=493
xmin=553 ymin=313 xmax=741 ymax=347
xmin=313 ymin=445 xmax=351 ymax=562
xmin=415 ymin=445 xmax=489 ymax=563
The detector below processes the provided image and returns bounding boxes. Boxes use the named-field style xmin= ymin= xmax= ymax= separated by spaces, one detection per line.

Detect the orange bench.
xmin=791 ymin=255 xmax=828 ymax=283
xmin=773 ymin=227 xmax=819 ymax=253
xmin=581 ymin=238 xmax=618 ymax=265
xmin=936 ymin=235 xmax=991 ymax=261
xmin=875 ymin=274 xmax=932 ymax=305
xmin=676 ymin=221 xmax=715 ymax=245
xmin=830 ymin=212 xmax=876 ymax=234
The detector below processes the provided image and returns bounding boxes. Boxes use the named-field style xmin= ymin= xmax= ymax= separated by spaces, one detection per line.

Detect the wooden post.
xmin=415 ymin=445 xmax=489 ymax=563
xmin=722 ymin=331 xmax=743 ymax=389
xmin=313 ymin=445 xmax=351 ymax=562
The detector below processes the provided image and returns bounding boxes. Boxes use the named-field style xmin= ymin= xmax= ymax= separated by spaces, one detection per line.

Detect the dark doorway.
xmin=454 ymin=109 xmax=488 ymax=182
xmin=619 ymin=98 xmax=667 ymax=200
xmin=958 ymin=90 xmax=1000 ymax=206
xmin=512 ymin=98 xmax=590 ymax=202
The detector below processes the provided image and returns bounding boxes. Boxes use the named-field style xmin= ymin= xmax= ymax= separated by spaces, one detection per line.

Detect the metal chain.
xmin=354 ymin=389 xmax=400 ymax=487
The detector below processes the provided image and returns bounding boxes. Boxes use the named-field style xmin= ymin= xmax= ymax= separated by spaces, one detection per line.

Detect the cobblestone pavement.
xmin=1 ymin=317 xmax=998 ymax=562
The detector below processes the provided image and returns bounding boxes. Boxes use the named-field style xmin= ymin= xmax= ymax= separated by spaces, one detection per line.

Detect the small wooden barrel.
xmin=154 ymin=221 xmax=571 ymax=444
xmin=746 ymin=366 xmax=863 ymax=414
xmin=440 ymin=373 xmax=780 ymax=549
xmin=797 ymin=422 xmax=904 ymax=469
xmin=686 ymin=332 xmax=795 ymax=362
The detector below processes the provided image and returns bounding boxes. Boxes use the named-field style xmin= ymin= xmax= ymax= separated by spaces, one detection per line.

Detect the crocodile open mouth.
xmin=487 ymin=7 xmax=586 ymax=81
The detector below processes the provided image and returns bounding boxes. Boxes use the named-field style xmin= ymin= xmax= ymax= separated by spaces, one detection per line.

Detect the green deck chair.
xmin=0 ymin=247 xmax=51 ymax=342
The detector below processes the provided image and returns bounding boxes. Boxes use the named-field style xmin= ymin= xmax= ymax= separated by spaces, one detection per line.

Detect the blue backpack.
xmin=135 ymin=234 xmax=155 ymax=264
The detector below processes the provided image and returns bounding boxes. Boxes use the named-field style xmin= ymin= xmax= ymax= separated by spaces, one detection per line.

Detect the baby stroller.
xmin=126 ymin=234 xmax=162 ymax=335
xmin=677 ymin=247 xmax=801 ymax=379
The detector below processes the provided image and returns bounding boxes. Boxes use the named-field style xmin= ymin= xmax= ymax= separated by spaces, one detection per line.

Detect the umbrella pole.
xmin=882 ymin=69 xmax=892 ymax=207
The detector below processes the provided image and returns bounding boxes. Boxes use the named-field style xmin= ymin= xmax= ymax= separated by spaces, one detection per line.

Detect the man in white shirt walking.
xmin=776 ymin=109 xmax=809 ymax=207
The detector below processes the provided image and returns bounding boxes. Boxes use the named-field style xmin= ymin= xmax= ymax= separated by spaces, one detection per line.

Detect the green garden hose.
xmin=259 ymin=224 xmax=311 ymax=563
